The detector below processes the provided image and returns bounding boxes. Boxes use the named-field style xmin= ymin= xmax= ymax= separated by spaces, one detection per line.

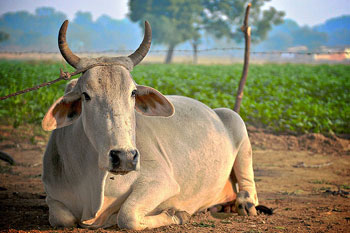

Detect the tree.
xmin=0 ymin=31 xmax=9 ymax=42
xmin=191 ymin=32 xmax=201 ymax=64
xmin=129 ymin=0 xmax=202 ymax=63
xmin=71 ymin=12 xmax=95 ymax=51
xmin=315 ymin=15 xmax=350 ymax=46
xmin=0 ymin=7 xmax=142 ymax=52
xmin=294 ymin=26 xmax=328 ymax=50
xmin=0 ymin=7 xmax=66 ymax=51
xmin=201 ymin=0 xmax=284 ymax=43
xmin=256 ymin=19 xmax=328 ymax=51
xmin=128 ymin=0 xmax=284 ymax=63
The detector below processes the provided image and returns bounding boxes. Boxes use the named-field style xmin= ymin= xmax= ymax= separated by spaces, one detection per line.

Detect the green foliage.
xmin=201 ymin=0 xmax=284 ymax=43
xmin=192 ymin=220 xmax=216 ymax=228
xmin=129 ymin=0 xmax=284 ymax=62
xmin=0 ymin=61 xmax=349 ymax=135
xmin=129 ymin=0 xmax=203 ymax=62
xmin=129 ymin=0 xmax=202 ymax=47
xmin=132 ymin=63 xmax=350 ymax=134
xmin=0 ymin=61 xmax=73 ymax=127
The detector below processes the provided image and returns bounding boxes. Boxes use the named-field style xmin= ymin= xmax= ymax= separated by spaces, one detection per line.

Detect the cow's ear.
xmin=42 ymin=92 xmax=82 ymax=131
xmin=135 ymin=85 xmax=174 ymax=117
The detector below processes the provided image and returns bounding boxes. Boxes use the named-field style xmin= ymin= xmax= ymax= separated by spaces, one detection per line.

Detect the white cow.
xmin=41 ymin=20 xmax=258 ymax=230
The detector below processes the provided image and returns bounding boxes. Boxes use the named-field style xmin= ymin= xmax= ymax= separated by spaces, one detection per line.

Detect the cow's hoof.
xmin=175 ymin=211 xmax=191 ymax=224
xmin=163 ymin=208 xmax=191 ymax=225
xmin=235 ymin=190 xmax=257 ymax=216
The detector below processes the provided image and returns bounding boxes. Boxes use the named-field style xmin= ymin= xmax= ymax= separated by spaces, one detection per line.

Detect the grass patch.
xmin=309 ymin=179 xmax=330 ymax=184
xmin=0 ymin=163 xmax=19 ymax=175
xmin=340 ymin=184 xmax=350 ymax=190
xmin=192 ymin=220 xmax=216 ymax=228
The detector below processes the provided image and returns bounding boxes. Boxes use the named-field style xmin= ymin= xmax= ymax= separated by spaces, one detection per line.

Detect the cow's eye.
xmin=131 ymin=90 xmax=137 ymax=98
xmin=82 ymin=92 xmax=91 ymax=101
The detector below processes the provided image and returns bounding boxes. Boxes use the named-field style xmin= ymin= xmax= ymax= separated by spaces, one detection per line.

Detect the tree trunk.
xmin=165 ymin=44 xmax=175 ymax=64
xmin=192 ymin=43 xmax=198 ymax=64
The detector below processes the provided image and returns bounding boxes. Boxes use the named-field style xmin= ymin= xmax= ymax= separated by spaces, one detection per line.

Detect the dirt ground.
xmin=0 ymin=124 xmax=349 ymax=233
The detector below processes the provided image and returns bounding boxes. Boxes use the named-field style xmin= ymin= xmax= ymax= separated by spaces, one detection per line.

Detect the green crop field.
xmin=0 ymin=60 xmax=349 ymax=134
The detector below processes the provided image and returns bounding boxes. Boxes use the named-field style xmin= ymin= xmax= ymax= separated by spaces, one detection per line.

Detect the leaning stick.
xmin=0 ymin=151 xmax=15 ymax=165
xmin=234 ymin=3 xmax=251 ymax=113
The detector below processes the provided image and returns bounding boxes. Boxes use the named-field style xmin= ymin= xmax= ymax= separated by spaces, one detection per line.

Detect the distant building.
xmin=314 ymin=47 xmax=350 ymax=61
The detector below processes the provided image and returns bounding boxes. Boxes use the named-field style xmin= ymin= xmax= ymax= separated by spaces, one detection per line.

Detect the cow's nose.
xmin=109 ymin=150 xmax=121 ymax=168
xmin=131 ymin=150 xmax=139 ymax=165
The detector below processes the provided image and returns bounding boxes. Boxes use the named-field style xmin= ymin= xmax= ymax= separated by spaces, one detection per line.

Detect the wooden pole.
xmin=234 ymin=3 xmax=251 ymax=113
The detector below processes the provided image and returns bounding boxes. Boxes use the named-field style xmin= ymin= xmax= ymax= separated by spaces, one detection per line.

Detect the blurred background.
xmin=0 ymin=0 xmax=349 ymax=64
xmin=0 ymin=0 xmax=349 ymax=136
xmin=1 ymin=2 xmax=349 ymax=231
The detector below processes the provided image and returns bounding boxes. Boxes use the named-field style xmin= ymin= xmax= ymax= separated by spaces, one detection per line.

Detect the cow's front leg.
xmin=232 ymin=136 xmax=259 ymax=216
xmin=80 ymin=196 xmax=121 ymax=229
xmin=46 ymin=196 xmax=77 ymax=227
xmin=234 ymin=137 xmax=258 ymax=206
xmin=117 ymin=177 xmax=189 ymax=230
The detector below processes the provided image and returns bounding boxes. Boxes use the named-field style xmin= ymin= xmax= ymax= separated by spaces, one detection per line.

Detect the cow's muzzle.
xmin=109 ymin=149 xmax=139 ymax=175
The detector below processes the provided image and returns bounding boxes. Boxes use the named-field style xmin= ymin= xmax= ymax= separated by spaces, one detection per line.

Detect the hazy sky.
xmin=0 ymin=0 xmax=349 ymax=26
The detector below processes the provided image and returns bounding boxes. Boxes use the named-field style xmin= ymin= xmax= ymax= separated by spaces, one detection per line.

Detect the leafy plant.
xmin=0 ymin=61 xmax=349 ymax=135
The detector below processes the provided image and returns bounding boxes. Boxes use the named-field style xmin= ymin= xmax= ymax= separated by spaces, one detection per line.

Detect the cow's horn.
xmin=58 ymin=20 xmax=80 ymax=68
xmin=128 ymin=21 xmax=152 ymax=66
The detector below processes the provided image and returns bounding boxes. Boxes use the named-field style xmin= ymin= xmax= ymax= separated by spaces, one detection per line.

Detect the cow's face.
xmin=70 ymin=65 xmax=139 ymax=173
xmin=43 ymin=65 xmax=173 ymax=174
xmin=41 ymin=20 xmax=174 ymax=174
